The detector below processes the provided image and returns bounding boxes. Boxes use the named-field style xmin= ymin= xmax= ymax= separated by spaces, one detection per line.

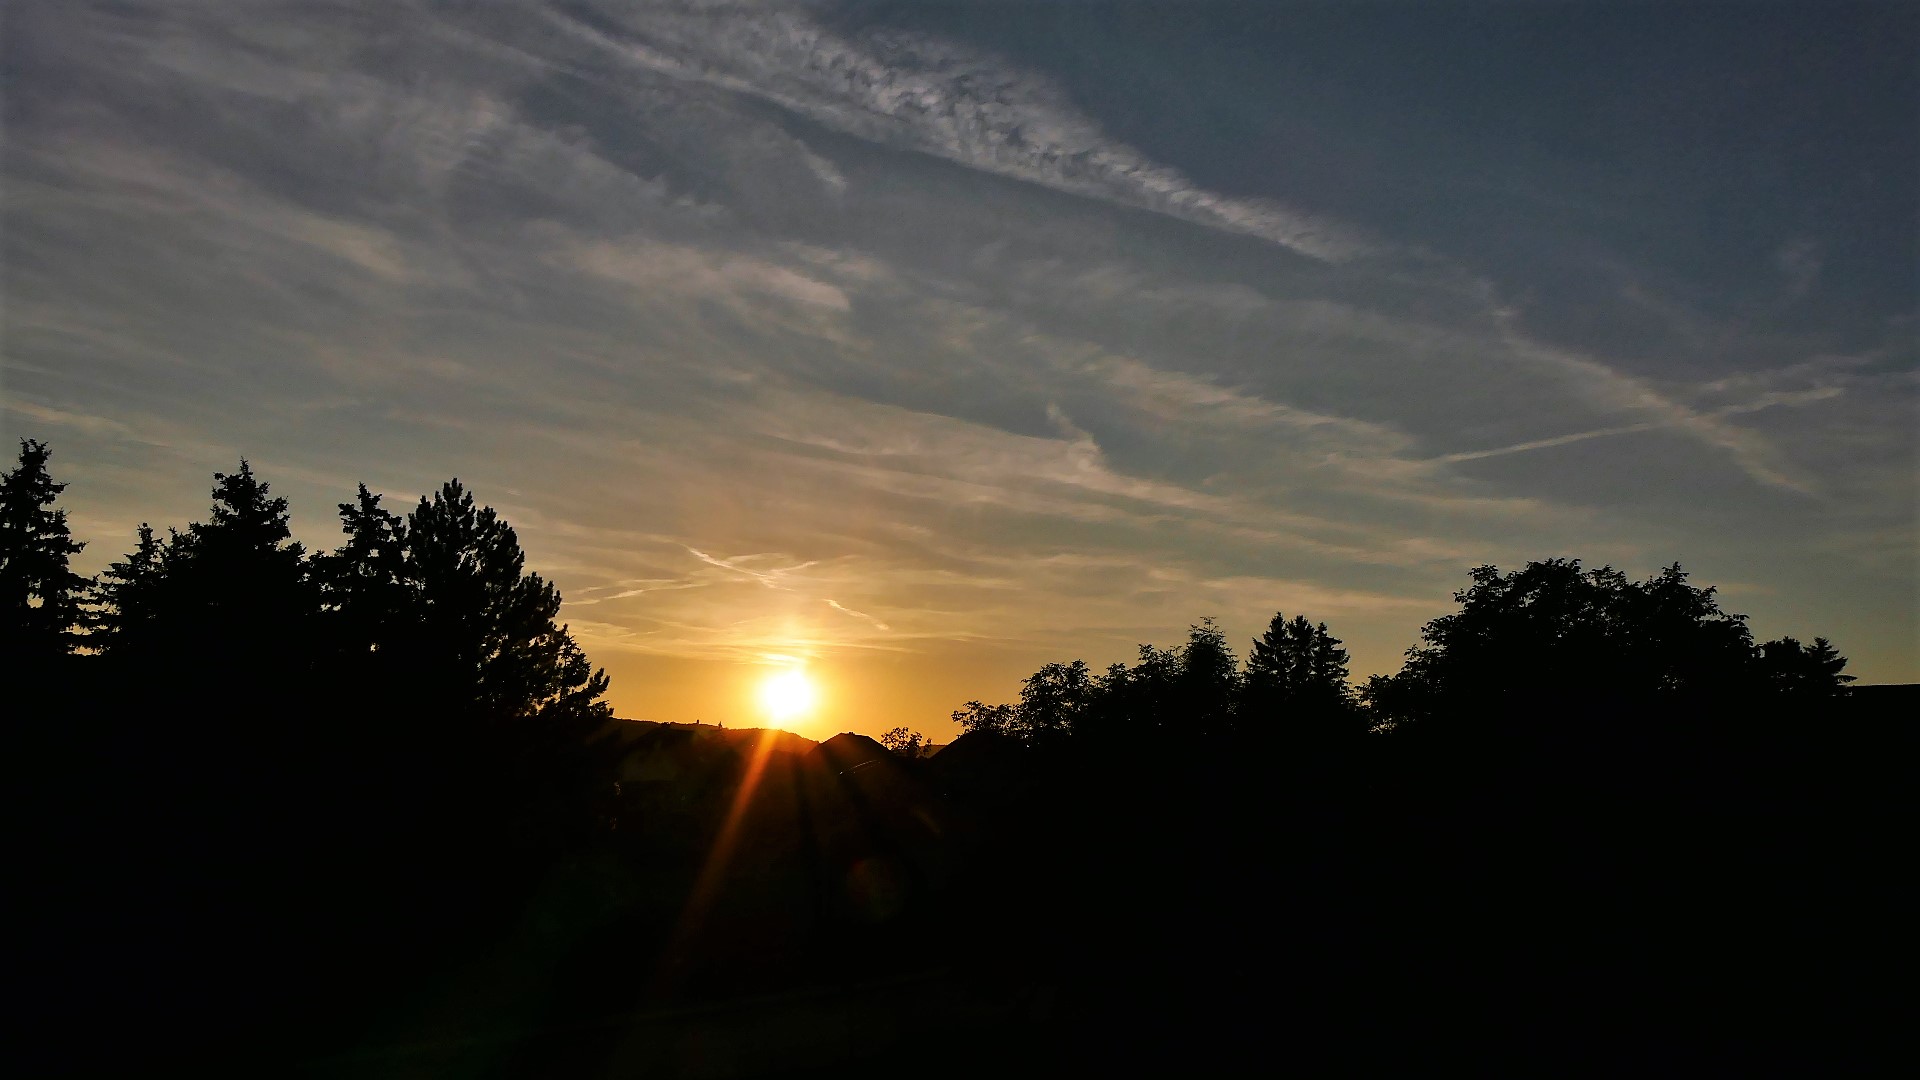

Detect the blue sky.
xmin=4 ymin=1 xmax=1913 ymax=731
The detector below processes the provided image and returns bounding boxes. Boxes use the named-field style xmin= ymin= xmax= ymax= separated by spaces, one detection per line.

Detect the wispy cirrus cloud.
xmin=1484 ymin=306 xmax=1821 ymax=494
xmin=5 ymin=0 xmax=1911 ymax=712
xmin=541 ymin=2 xmax=1371 ymax=262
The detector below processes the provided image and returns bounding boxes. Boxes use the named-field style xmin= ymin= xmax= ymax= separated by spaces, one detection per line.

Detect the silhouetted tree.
xmin=87 ymin=523 xmax=173 ymax=657
xmin=1176 ymin=619 xmax=1241 ymax=738
xmin=1365 ymin=559 xmax=1849 ymax=728
xmin=880 ymin=726 xmax=927 ymax=758
xmin=1015 ymin=659 xmax=1096 ymax=747
xmin=323 ymin=479 xmax=611 ymax=728
xmin=185 ymin=461 xmax=314 ymax=635
xmin=1066 ymin=621 xmax=1242 ymax=746
xmin=0 ymin=439 xmax=89 ymax=656
xmin=1247 ymin=613 xmax=1350 ymax=703
xmin=1244 ymin=612 xmax=1354 ymax=741
xmin=314 ymin=483 xmax=409 ymax=659
xmin=1088 ymin=643 xmax=1185 ymax=744
xmin=1756 ymin=636 xmax=1854 ymax=698
xmin=953 ymin=699 xmax=1017 ymax=737
xmin=89 ymin=461 xmax=317 ymax=666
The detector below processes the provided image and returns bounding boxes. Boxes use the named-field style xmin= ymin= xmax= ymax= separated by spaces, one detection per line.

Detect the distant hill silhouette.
xmin=811 ymin=731 xmax=891 ymax=773
xmin=925 ymin=729 xmax=1036 ymax=810
xmin=594 ymin=718 xmax=817 ymax=764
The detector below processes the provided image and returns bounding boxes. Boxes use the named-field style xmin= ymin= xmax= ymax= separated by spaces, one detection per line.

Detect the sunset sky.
xmin=4 ymin=1 xmax=1914 ymax=740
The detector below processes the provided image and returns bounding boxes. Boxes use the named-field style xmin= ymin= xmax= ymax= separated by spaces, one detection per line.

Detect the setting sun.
xmin=757 ymin=668 xmax=818 ymax=726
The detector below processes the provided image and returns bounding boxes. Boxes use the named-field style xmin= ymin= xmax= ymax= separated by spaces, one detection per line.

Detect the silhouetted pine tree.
xmin=0 ymin=439 xmax=89 ymax=657
xmin=1177 ymin=619 xmax=1241 ymax=739
xmin=314 ymin=483 xmax=410 ymax=660
xmin=87 ymin=523 xmax=172 ymax=657
xmin=89 ymin=461 xmax=317 ymax=669
xmin=184 ymin=462 xmax=314 ymax=643
xmin=1244 ymin=612 xmax=1356 ymax=742
xmin=1756 ymin=636 xmax=1854 ymax=698
xmin=402 ymin=480 xmax=610 ymax=728
xmin=315 ymin=479 xmax=611 ymax=730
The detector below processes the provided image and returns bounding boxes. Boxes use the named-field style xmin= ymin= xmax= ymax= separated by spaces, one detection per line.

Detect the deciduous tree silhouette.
xmin=0 ymin=439 xmax=89 ymax=656
xmin=880 ymin=726 xmax=927 ymax=758
xmin=1085 ymin=643 xmax=1184 ymax=745
xmin=966 ymin=620 xmax=1249 ymax=751
xmin=1364 ymin=559 xmax=1851 ymax=728
xmin=1015 ymin=659 xmax=1096 ymax=748
xmin=952 ymin=699 xmax=1018 ymax=737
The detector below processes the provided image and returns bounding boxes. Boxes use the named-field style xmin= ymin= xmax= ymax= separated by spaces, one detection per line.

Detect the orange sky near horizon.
xmin=594 ymin=644 xmax=1050 ymax=744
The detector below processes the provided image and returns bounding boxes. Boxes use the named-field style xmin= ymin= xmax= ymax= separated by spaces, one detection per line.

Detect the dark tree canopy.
xmin=316 ymin=483 xmax=410 ymax=656
xmin=1756 ymin=635 xmax=1854 ymax=697
xmin=1014 ymin=659 xmax=1097 ymax=747
xmin=76 ymin=458 xmax=612 ymax=731
xmin=183 ymin=460 xmax=315 ymax=639
xmin=1079 ymin=622 xmax=1242 ymax=745
xmin=1087 ymin=644 xmax=1183 ymax=744
xmin=952 ymin=699 xmax=1017 ymax=738
xmin=1174 ymin=619 xmax=1241 ymax=739
xmin=87 ymin=523 xmax=171 ymax=657
xmin=1365 ymin=559 xmax=1851 ymax=727
xmin=1247 ymin=614 xmax=1350 ymax=704
xmin=88 ymin=460 xmax=316 ymax=663
xmin=880 ymin=726 xmax=927 ymax=758
xmin=956 ymin=619 xmax=1259 ymax=750
xmin=0 ymin=439 xmax=89 ymax=656
xmin=320 ymin=479 xmax=612 ymax=728
xmin=1244 ymin=612 xmax=1356 ymax=741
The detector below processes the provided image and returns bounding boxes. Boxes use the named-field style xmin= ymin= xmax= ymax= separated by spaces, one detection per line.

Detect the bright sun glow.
xmin=758 ymin=668 xmax=817 ymax=725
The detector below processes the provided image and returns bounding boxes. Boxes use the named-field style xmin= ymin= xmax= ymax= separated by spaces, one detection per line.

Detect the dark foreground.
xmin=15 ymin=674 xmax=1913 ymax=1076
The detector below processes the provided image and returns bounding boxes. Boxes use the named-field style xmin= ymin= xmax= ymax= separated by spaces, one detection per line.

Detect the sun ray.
xmin=650 ymin=725 xmax=784 ymax=997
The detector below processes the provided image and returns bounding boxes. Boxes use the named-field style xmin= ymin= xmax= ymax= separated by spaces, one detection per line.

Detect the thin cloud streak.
xmin=826 ymin=599 xmax=891 ymax=632
xmin=1489 ymin=307 xmax=1819 ymax=494
xmin=5 ymin=0 xmax=1912 ymax=703
xmin=542 ymin=3 xmax=1370 ymax=261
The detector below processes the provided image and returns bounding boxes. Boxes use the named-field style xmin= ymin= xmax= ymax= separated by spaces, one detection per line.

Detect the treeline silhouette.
xmin=5 ymin=440 xmax=1905 ymax=1075
xmin=10 ymin=442 xmax=622 ymax=1073
xmin=913 ymin=558 xmax=1887 ymax=1073
xmin=948 ymin=561 xmax=1852 ymax=753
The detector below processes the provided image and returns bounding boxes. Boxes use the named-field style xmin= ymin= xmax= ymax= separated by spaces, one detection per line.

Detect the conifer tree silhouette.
xmin=320 ymin=479 xmax=612 ymax=728
xmin=0 ymin=440 xmax=88 ymax=656
xmin=87 ymin=523 xmax=171 ymax=657
xmin=1245 ymin=612 xmax=1356 ymax=742
xmin=405 ymin=480 xmax=610 ymax=725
